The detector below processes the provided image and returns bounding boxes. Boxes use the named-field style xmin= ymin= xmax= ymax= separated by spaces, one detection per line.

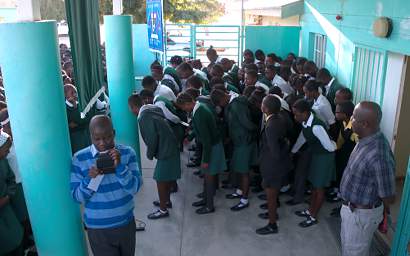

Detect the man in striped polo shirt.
xmin=70 ymin=115 xmax=141 ymax=256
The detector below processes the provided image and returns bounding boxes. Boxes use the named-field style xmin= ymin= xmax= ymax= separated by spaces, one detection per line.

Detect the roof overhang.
xmin=243 ymin=0 xmax=304 ymax=18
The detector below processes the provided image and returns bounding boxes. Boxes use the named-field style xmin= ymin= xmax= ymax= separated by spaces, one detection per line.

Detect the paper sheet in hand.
xmin=87 ymin=175 xmax=104 ymax=191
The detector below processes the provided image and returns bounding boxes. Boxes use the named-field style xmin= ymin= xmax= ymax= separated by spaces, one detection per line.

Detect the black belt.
xmin=342 ymin=200 xmax=382 ymax=211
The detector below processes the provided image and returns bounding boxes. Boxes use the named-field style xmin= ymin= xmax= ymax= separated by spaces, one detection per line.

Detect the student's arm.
xmin=234 ymin=105 xmax=257 ymax=132
xmin=194 ymin=110 xmax=212 ymax=164
xmin=138 ymin=116 xmax=158 ymax=160
xmin=70 ymin=157 xmax=94 ymax=203
xmin=115 ymin=148 xmax=142 ymax=195
xmin=265 ymin=122 xmax=281 ymax=162
xmin=291 ymin=131 xmax=306 ymax=153
xmin=312 ymin=125 xmax=337 ymax=152
xmin=155 ymin=101 xmax=181 ymax=124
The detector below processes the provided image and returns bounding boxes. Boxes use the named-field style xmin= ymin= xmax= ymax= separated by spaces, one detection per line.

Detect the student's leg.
xmin=241 ymin=173 xmax=250 ymax=199
xmin=266 ymin=187 xmax=279 ymax=224
xmin=205 ymin=174 xmax=216 ymax=209
xmin=157 ymin=181 xmax=170 ymax=211
xmin=88 ymin=228 xmax=120 ymax=256
xmin=289 ymin=151 xmax=311 ymax=204
xmin=311 ymin=188 xmax=325 ymax=218
xmin=119 ymin=220 xmax=137 ymax=256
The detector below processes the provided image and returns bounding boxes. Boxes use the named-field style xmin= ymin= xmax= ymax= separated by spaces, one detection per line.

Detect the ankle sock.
xmin=235 ymin=189 xmax=243 ymax=196
xmin=240 ymin=198 xmax=249 ymax=205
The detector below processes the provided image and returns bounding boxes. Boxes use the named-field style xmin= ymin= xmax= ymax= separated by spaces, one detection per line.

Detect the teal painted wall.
xmin=132 ymin=24 xmax=156 ymax=90
xmin=245 ymin=26 xmax=301 ymax=60
xmin=300 ymin=0 xmax=410 ymax=87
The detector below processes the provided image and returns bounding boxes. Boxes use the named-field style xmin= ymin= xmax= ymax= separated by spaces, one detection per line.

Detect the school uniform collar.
xmin=65 ymin=100 xmax=78 ymax=108
xmin=265 ymin=114 xmax=273 ymax=122
xmin=325 ymin=77 xmax=335 ymax=95
xmin=193 ymin=101 xmax=201 ymax=116
xmin=313 ymin=94 xmax=327 ymax=106
xmin=229 ymin=92 xmax=239 ymax=103
xmin=343 ymin=120 xmax=353 ymax=130
xmin=255 ymin=81 xmax=269 ymax=93
xmin=302 ymin=113 xmax=314 ymax=128
xmin=229 ymin=64 xmax=237 ymax=72
xmin=90 ymin=144 xmax=100 ymax=157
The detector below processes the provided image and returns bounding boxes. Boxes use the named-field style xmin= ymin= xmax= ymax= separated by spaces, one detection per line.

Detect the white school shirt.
xmin=154 ymin=99 xmax=181 ymax=124
xmin=154 ymin=84 xmax=177 ymax=102
xmin=7 ymin=145 xmax=21 ymax=184
xmin=324 ymin=77 xmax=335 ymax=96
xmin=291 ymin=113 xmax=337 ymax=153
xmin=312 ymin=94 xmax=335 ymax=128
xmin=272 ymin=74 xmax=294 ymax=95
xmin=255 ymin=81 xmax=269 ymax=94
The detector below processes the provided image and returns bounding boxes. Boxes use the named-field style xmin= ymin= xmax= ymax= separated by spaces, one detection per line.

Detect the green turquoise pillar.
xmin=104 ymin=15 xmax=141 ymax=167
xmin=0 ymin=21 xmax=87 ymax=255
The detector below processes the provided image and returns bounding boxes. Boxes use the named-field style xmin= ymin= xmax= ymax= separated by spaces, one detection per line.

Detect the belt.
xmin=342 ymin=200 xmax=382 ymax=211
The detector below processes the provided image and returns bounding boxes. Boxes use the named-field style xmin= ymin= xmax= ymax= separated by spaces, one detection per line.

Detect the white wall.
xmin=381 ymin=52 xmax=406 ymax=145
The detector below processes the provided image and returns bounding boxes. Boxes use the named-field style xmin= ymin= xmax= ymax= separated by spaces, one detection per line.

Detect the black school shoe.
xmin=257 ymin=194 xmax=267 ymax=200
xmin=256 ymin=223 xmax=278 ymax=235
xmin=196 ymin=192 xmax=204 ymax=198
xmin=192 ymin=199 xmax=206 ymax=207
xmin=230 ymin=201 xmax=249 ymax=211
xmin=260 ymin=203 xmax=268 ymax=210
xmin=258 ymin=212 xmax=279 ymax=220
xmin=147 ymin=209 xmax=169 ymax=220
xmin=153 ymin=200 xmax=173 ymax=208
xmin=295 ymin=209 xmax=310 ymax=218
xmin=299 ymin=216 xmax=318 ymax=228
xmin=196 ymin=206 xmax=215 ymax=215
xmin=226 ymin=193 xmax=242 ymax=199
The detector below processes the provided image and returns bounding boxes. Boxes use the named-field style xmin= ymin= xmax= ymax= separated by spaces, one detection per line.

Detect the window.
xmin=351 ymin=46 xmax=387 ymax=105
xmin=313 ymin=33 xmax=327 ymax=69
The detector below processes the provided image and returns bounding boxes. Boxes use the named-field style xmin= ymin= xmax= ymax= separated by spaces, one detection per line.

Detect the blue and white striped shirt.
xmin=70 ymin=144 xmax=142 ymax=229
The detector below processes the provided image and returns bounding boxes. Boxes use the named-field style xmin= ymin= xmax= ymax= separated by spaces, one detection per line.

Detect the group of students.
xmin=0 ymin=70 xmax=36 ymax=255
xmin=125 ymin=46 xmax=361 ymax=236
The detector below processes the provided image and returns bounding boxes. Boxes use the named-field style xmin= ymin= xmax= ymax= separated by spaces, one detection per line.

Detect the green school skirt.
xmin=230 ymin=143 xmax=256 ymax=173
xmin=0 ymin=205 xmax=23 ymax=255
xmin=308 ymin=152 xmax=335 ymax=189
xmin=202 ymin=142 xmax=227 ymax=175
xmin=154 ymin=152 xmax=181 ymax=182
xmin=10 ymin=183 xmax=29 ymax=222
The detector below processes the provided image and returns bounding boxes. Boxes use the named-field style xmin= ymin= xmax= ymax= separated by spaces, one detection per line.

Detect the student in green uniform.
xmin=151 ymin=61 xmax=181 ymax=95
xmin=210 ymin=64 xmax=240 ymax=93
xmin=176 ymin=62 xmax=210 ymax=93
xmin=243 ymin=49 xmax=255 ymax=66
xmin=139 ymin=89 xmax=154 ymax=105
xmin=128 ymin=94 xmax=181 ymax=219
xmin=291 ymin=99 xmax=337 ymax=227
xmin=0 ymin=133 xmax=24 ymax=255
xmin=210 ymin=89 xmax=257 ymax=211
xmin=176 ymin=92 xmax=227 ymax=214
xmin=64 ymin=84 xmax=91 ymax=154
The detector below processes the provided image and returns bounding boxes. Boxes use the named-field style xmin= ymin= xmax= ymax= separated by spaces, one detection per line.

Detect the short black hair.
xmin=296 ymin=57 xmax=307 ymax=66
xmin=269 ymin=86 xmax=282 ymax=96
xmin=303 ymin=80 xmax=320 ymax=92
xmin=243 ymin=85 xmax=256 ymax=98
xmin=317 ymin=68 xmax=331 ymax=79
xmin=207 ymin=46 xmax=217 ymax=55
xmin=139 ymin=89 xmax=154 ymax=99
xmin=210 ymin=77 xmax=224 ymax=87
xmin=142 ymin=76 xmax=157 ymax=88
xmin=185 ymin=88 xmax=200 ymax=100
xmin=0 ymin=108 xmax=8 ymax=123
xmin=255 ymin=49 xmax=265 ymax=58
xmin=245 ymin=63 xmax=258 ymax=72
xmin=337 ymin=87 xmax=353 ymax=101
xmin=176 ymin=62 xmax=193 ymax=72
xmin=186 ymin=75 xmax=203 ymax=89
xmin=210 ymin=89 xmax=228 ymax=106
xmin=170 ymin=55 xmax=183 ymax=66
xmin=150 ymin=61 xmax=163 ymax=70
xmin=245 ymin=70 xmax=258 ymax=79
xmin=292 ymin=99 xmax=312 ymax=113
xmin=263 ymin=95 xmax=281 ymax=114
xmin=211 ymin=64 xmax=224 ymax=74
xmin=128 ymin=94 xmax=144 ymax=107
xmin=337 ymin=101 xmax=355 ymax=117
xmin=176 ymin=92 xmax=195 ymax=105
xmin=244 ymin=49 xmax=254 ymax=56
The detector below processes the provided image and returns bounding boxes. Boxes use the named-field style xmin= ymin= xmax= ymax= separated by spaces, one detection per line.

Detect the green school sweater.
xmin=0 ymin=159 xmax=23 ymax=255
xmin=138 ymin=105 xmax=179 ymax=160
xmin=164 ymin=66 xmax=182 ymax=88
xmin=66 ymin=105 xmax=91 ymax=154
xmin=192 ymin=103 xmax=220 ymax=163
xmin=227 ymin=96 xmax=257 ymax=145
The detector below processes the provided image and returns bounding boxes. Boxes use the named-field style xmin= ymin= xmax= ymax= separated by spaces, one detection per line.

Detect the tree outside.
xmin=39 ymin=0 xmax=225 ymax=24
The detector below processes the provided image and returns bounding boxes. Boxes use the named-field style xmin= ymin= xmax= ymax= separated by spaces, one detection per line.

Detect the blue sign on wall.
xmin=146 ymin=0 xmax=164 ymax=53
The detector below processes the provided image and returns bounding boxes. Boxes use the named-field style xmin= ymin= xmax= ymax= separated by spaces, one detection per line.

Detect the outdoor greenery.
xmin=40 ymin=0 xmax=224 ymax=24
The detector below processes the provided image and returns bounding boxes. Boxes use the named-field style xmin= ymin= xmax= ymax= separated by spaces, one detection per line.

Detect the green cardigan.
xmin=0 ymin=158 xmax=23 ymax=255
xmin=192 ymin=103 xmax=220 ymax=163
xmin=138 ymin=105 xmax=178 ymax=160
xmin=66 ymin=105 xmax=91 ymax=154
xmin=227 ymin=96 xmax=257 ymax=145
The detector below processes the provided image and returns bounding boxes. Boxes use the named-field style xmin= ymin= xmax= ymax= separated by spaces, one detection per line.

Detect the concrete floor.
xmin=132 ymin=145 xmax=343 ymax=256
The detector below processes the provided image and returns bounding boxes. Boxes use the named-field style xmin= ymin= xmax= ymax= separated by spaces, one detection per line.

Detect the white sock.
xmin=236 ymin=189 xmax=243 ymax=196
xmin=240 ymin=198 xmax=249 ymax=204
xmin=160 ymin=209 xmax=167 ymax=214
